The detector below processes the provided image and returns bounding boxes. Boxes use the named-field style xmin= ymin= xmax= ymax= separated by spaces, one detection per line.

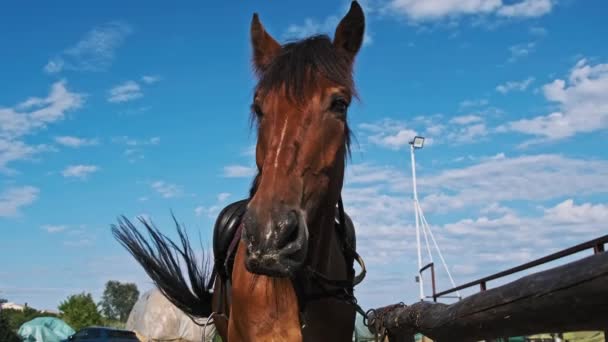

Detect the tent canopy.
xmin=126 ymin=288 xmax=218 ymax=342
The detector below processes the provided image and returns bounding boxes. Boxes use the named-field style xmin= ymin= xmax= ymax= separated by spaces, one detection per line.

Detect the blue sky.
xmin=1 ymin=0 xmax=607 ymax=312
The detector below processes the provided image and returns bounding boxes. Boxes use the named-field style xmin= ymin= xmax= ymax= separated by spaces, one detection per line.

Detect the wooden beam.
xmin=367 ymin=252 xmax=608 ymax=342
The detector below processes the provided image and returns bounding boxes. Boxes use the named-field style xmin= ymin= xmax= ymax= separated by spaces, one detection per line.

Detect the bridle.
xmin=294 ymin=195 xmax=368 ymax=325
xmin=215 ymin=195 xmax=368 ymax=326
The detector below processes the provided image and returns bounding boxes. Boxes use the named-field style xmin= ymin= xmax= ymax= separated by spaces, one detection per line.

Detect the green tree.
xmin=0 ymin=310 xmax=20 ymax=342
xmin=0 ymin=298 xmax=7 ymax=304
xmin=99 ymin=280 xmax=139 ymax=322
xmin=58 ymin=292 xmax=102 ymax=331
xmin=0 ymin=307 xmax=57 ymax=332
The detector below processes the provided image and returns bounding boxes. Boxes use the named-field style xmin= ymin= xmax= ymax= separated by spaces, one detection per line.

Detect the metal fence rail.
xmin=428 ymin=233 xmax=608 ymax=301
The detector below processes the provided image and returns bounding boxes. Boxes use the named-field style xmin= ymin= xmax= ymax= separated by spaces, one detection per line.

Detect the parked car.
xmin=66 ymin=326 xmax=139 ymax=342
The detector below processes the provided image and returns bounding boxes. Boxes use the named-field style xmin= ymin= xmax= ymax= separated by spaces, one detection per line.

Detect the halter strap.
xmin=295 ymin=195 xmax=367 ymax=319
xmin=214 ymin=195 xmax=367 ymax=320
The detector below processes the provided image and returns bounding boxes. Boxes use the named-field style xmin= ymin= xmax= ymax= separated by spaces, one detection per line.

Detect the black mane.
xmin=255 ymin=34 xmax=356 ymax=103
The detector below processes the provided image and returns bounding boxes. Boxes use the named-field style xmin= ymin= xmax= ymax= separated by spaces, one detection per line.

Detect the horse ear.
xmin=333 ymin=1 xmax=365 ymax=61
xmin=251 ymin=13 xmax=281 ymax=75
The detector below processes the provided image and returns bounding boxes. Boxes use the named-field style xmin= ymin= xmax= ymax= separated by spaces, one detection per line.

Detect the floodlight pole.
xmin=410 ymin=143 xmax=425 ymax=301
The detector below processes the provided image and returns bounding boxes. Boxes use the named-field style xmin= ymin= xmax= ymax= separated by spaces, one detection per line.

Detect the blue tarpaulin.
xmin=18 ymin=317 xmax=75 ymax=342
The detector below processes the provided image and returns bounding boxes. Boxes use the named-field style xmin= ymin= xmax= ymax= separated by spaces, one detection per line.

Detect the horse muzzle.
xmin=242 ymin=208 xmax=309 ymax=277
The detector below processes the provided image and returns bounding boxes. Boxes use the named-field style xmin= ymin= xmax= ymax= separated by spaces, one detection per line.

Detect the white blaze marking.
xmin=274 ymin=117 xmax=289 ymax=169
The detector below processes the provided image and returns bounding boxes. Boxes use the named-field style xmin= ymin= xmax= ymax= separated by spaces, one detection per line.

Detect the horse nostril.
xmin=277 ymin=210 xmax=299 ymax=249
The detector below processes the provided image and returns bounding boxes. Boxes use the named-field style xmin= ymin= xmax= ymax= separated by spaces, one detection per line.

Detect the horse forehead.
xmin=267 ymin=84 xmax=345 ymax=112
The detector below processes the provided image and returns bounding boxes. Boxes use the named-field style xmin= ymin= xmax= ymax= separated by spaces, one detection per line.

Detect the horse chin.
xmin=244 ymin=247 xmax=307 ymax=278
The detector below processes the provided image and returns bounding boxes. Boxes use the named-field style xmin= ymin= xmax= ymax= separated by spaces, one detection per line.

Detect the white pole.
xmin=419 ymin=201 xmax=434 ymax=263
xmin=411 ymin=144 xmax=424 ymax=301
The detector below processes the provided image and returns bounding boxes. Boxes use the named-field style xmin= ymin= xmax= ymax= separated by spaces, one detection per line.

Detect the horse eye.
xmin=330 ymin=98 xmax=349 ymax=115
xmin=253 ymin=104 xmax=264 ymax=118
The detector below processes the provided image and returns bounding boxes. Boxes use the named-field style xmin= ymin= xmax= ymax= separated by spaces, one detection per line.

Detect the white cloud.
xmin=480 ymin=202 xmax=515 ymax=216
xmin=342 ymin=187 xmax=415 ymax=266
xmin=346 ymin=163 xmax=405 ymax=185
xmin=508 ymin=42 xmax=535 ymax=62
xmin=0 ymin=186 xmax=39 ymax=217
xmin=151 ymin=181 xmax=183 ymax=198
xmin=112 ymin=136 xmax=160 ymax=163
xmin=358 ymin=119 xmax=418 ymax=150
xmin=501 ymin=59 xmax=608 ymax=142
xmin=360 ymin=115 xmax=490 ymax=148
xmin=459 ymin=99 xmax=489 ymax=109
xmin=417 ymin=154 xmax=608 ymax=212
xmin=55 ymin=136 xmax=98 ymax=148
xmin=44 ymin=59 xmax=64 ymax=74
xmin=0 ymin=81 xmax=83 ymax=172
xmin=141 ymin=75 xmax=161 ymax=84
xmin=107 ymin=81 xmax=142 ymax=103
xmin=284 ymin=11 xmax=372 ymax=46
xmin=285 ymin=17 xmax=336 ymax=39
xmin=388 ymin=0 xmax=501 ymax=20
xmin=452 ymin=264 xmax=478 ymax=275
xmin=195 ymin=192 xmax=233 ymax=219
xmin=496 ymin=77 xmax=535 ymax=94
xmin=347 ymin=161 xmax=607 ymax=304
xmin=497 ymin=0 xmax=552 ymax=18
xmin=344 ymin=154 xmax=608 ymax=215
xmin=446 ymin=122 xmax=488 ymax=143
xmin=194 ymin=205 xmax=223 ymax=219
xmin=64 ymin=239 xmax=93 ymax=247
xmin=444 ymin=199 xmax=607 ymax=252
xmin=450 ymin=115 xmax=483 ymax=125
xmin=42 ymin=225 xmax=68 ymax=233
xmin=61 ymin=164 xmax=99 ymax=179
xmin=529 ymin=26 xmax=547 ymax=36
xmin=44 ymin=21 xmax=132 ymax=74
xmin=386 ymin=0 xmax=553 ymax=21
xmin=0 ymin=139 xmax=52 ymax=174
xmin=112 ymin=136 xmax=160 ymax=146
xmin=222 ymin=165 xmax=256 ymax=178
xmin=194 ymin=206 xmax=206 ymax=217
xmin=241 ymin=145 xmax=256 ymax=157
xmin=544 ymin=199 xmax=608 ymax=225
xmin=0 ymin=80 xmax=84 ymax=140
xmin=373 ymin=129 xmax=419 ymax=149
xmin=217 ymin=192 xmax=231 ymax=202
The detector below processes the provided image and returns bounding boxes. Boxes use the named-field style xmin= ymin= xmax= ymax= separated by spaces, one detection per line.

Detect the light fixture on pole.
xmin=409 ymin=136 xmax=460 ymax=302
xmin=411 ymin=136 xmax=425 ymax=149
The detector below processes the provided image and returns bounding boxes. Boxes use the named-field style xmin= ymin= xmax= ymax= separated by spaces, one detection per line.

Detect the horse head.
xmin=242 ymin=1 xmax=365 ymax=278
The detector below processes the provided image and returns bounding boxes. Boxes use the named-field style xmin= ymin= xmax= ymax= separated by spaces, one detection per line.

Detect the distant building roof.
xmin=41 ymin=309 xmax=60 ymax=315
xmin=0 ymin=302 xmax=26 ymax=311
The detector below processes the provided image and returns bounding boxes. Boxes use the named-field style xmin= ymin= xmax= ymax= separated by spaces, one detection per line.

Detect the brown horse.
xmin=112 ymin=2 xmax=366 ymax=341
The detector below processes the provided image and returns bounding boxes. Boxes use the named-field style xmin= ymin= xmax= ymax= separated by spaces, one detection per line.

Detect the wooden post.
xmin=430 ymin=263 xmax=437 ymax=302
xmin=480 ymin=281 xmax=487 ymax=291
